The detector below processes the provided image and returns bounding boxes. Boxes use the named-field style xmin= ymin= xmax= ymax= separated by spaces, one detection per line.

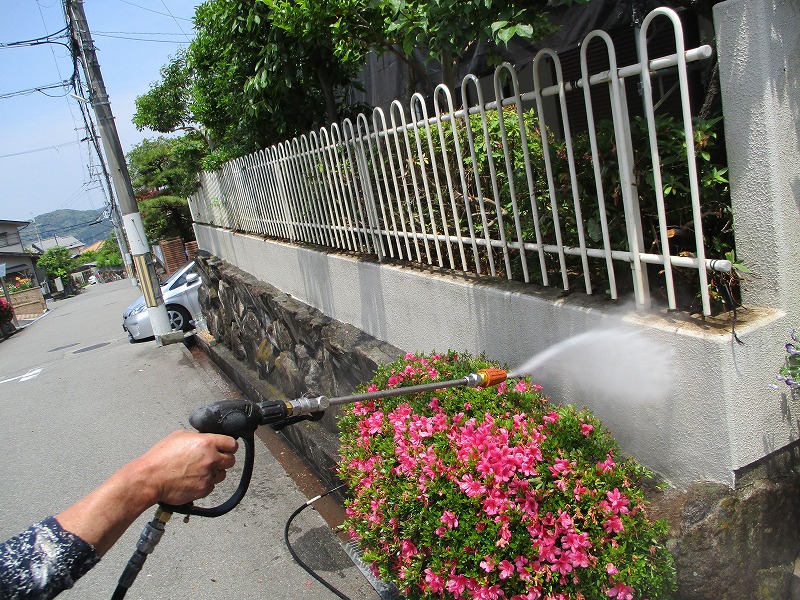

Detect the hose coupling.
xmin=289 ymin=395 xmax=330 ymax=416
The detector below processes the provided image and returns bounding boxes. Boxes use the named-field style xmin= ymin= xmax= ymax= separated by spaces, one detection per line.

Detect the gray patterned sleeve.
xmin=0 ymin=516 xmax=100 ymax=599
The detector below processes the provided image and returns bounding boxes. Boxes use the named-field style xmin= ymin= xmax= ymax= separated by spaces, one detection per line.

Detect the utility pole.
xmin=65 ymin=0 xmax=180 ymax=346
xmin=83 ymin=114 xmax=137 ymax=284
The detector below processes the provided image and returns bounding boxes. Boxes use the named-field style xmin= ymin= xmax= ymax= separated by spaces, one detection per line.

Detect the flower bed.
xmin=338 ymin=352 xmax=675 ymax=599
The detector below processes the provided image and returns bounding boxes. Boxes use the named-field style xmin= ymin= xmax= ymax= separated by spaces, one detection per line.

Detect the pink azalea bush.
xmin=338 ymin=351 xmax=675 ymax=599
xmin=0 ymin=298 xmax=14 ymax=326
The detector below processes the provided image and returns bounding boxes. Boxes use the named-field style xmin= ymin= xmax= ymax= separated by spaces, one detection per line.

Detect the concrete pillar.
xmin=713 ymin=0 xmax=800 ymax=314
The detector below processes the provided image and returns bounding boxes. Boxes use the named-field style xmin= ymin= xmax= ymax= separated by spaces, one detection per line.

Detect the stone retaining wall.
xmin=194 ymin=253 xmax=403 ymax=489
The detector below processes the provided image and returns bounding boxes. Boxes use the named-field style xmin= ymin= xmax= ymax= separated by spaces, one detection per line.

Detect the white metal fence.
xmin=188 ymin=6 xmax=731 ymax=317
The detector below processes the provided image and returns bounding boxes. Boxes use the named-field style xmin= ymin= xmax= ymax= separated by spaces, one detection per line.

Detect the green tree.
xmin=385 ymin=0 xmax=584 ymax=89
xmin=133 ymin=50 xmax=194 ymax=134
xmin=127 ymin=135 xmax=208 ymax=199
xmin=133 ymin=0 xmax=586 ymax=168
xmin=96 ymin=237 xmax=122 ymax=267
xmin=37 ymin=246 xmax=75 ymax=280
xmin=190 ymin=0 xmax=363 ymax=148
xmin=263 ymin=0 xmax=379 ymax=124
xmin=138 ymin=195 xmax=195 ymax=243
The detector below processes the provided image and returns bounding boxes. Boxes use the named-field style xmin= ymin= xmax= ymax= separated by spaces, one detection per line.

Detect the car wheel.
xmin=167 ymin=305 xmax=193 ymax=332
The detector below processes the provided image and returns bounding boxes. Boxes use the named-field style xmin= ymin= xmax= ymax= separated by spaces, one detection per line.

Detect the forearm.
xmin=55 ymin=457 xmax=159 ymax=556
xmin=56 ymin=431 xmax=236 ymax=556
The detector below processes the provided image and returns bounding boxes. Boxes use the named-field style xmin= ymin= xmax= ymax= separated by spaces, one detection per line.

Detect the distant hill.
xmin=20 ymin=209 xmax=115 ymax=250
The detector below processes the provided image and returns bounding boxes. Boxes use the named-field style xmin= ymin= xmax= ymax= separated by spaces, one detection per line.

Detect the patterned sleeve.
xmin=0 ymin=516 xmax=100 ymax=600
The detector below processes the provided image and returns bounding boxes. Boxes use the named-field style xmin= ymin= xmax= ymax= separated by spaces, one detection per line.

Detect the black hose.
xmin=110 ymin=550 xmax=147 ymax=600
xmin=284 ymin=486 xmax=352 ymax=600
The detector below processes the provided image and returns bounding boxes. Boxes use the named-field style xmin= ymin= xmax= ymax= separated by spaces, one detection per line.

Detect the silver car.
xmin=122 ymin=261 xmax=202 ymax=341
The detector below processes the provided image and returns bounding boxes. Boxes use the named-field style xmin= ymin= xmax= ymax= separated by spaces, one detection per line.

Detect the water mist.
xmin=509 ymin=328 xmax=673 ymax=405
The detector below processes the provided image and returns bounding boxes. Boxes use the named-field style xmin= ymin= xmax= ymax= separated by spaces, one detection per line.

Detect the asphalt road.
xmin=0 ymin=279 xmax=379 ymax=600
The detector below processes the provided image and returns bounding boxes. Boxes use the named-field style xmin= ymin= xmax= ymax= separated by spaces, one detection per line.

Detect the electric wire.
xmin=115 ymin=0 xmax=193 ymax=22
xmin=284 ymin=485 xmax=353 ymax=600
xmin=0 ymin=140 xmax=83 ymax=159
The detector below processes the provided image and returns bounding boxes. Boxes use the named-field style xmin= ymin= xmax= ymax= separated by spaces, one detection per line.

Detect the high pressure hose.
xmin=111 ymin=508 xmax=171 ymax=600
xmin=284 ymin=485 xmax=351 ymax=600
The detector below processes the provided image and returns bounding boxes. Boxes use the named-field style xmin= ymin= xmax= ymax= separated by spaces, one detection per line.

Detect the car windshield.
xmin=161 ymin=262 xmax=194 ymax=290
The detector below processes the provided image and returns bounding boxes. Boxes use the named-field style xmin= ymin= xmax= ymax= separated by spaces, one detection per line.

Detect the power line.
xmin=115 ymin=0 xmax=193 ymax=22
xmin=0 ymin=80 xmax=72 ymax=100
xmin=159 ymin=0 xmax=192 ymax=41
xmin=92 ymin=32 xmax=187 ymax=43
xmin=0 ymin=140 xmax=83 ymax=159
xmin=0 ymin=26 xmax=70 ymax=48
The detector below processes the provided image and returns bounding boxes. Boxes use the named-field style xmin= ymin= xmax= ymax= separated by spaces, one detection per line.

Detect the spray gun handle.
xmin=158 ymin=399 xmax=277 ymax=518
xmin=159 ymin=430 xmax=256 ymax=518
xmin=160 ymin=398 xmax=327 ymax=517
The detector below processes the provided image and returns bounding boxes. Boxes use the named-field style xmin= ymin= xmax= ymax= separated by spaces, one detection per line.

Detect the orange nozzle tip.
xmin=477 ymin=368 xmax=507 ymax=387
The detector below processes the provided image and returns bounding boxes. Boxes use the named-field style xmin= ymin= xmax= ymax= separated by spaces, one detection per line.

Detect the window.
xmin=0 ymin=231 xmax=21 ymax=248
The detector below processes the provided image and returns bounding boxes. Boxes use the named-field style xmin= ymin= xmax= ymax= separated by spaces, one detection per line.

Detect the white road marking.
xmin=0 ymin=368 xmax=42 ymax=384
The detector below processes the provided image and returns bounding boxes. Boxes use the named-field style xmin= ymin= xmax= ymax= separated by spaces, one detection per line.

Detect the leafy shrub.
xmin=138 ymin=195 xmax=195 ymax=243
xmin=371 ymin=107 xmax=733 ymax=314
xmin=339 ymin=351 xmax=675 ymax=599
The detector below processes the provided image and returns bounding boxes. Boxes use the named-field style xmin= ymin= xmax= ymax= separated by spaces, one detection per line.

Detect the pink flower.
xmin=597 ymin=453 xmax=617 ymax=473
xmin=480 ymin=556 xmax=495 ymax=572
xmin=573 ymin=482 xmax=587 ymax=500
xmin=561 ymin=531 xmax=590 ymax=552
xmin=458 ymin=474 xmax=487 ymax=498
xmin=567 ymin=548 xmax=590 ymax=568
xmin=400 ymin=539 xmax=418 ymax=558
xmin=549 ymin=458 xmax=573 ymax=477
xmin=603 ymin=514 xmax=625 ymax=534
xmin=473 ymin=583 xmax=505 ymax=599
xmin=424 ymin=568 xmax=444 ymax=593
xmin=514 ymin=555 xmax=529 ymax=573
xmin=606 ymin=488 xmax=630 ymax=514
xmin=606 ymin=563 xmax=619 ymax=575
xmin=498 ymin=559 xmax=515 ymax=579
xmin=387 ymin=373 xmax=403 ymax=387
xmin=581 ymin=423 xmax=594 ymax=436
xmin=607 ymin=583 xmax=635 ymax=600
xmin=543 ymin=411 xmax=559 ymax=424
xmin=513 ymin=380 xmax=531 ymax=393
xmin=496 ymin=381 xmax=509 ymax=395
xmin=552 ymin=553 xmax=573 ymax=575
xmin=441 ymin=510 xmax=459 ymax=529
xmin=510 ymin=592 xmax=542 ymax=600
xmin=446 ymin=574 xmax=470 ymax=596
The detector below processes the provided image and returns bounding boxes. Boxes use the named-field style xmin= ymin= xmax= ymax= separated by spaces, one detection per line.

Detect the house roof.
xmin=26 ymin=236 xmax=84 ymax=254
xmin=82 ymin=240 xmax=105 ymax=254
xmin=0 ymin=219 xmax=31 ymax=228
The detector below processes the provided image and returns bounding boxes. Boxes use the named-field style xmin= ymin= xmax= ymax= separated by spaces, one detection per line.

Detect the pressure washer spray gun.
xmin=112 ymin=368 xmax=508 ymax=599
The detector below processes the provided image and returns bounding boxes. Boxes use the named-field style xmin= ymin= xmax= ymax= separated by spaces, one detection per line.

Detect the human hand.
xmin=129 ymin=430 xmax=239 ymax=507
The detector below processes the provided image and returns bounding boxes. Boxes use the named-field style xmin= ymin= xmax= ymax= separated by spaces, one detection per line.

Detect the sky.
xmin=0 ymin=0 xmax=200 ymax=224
